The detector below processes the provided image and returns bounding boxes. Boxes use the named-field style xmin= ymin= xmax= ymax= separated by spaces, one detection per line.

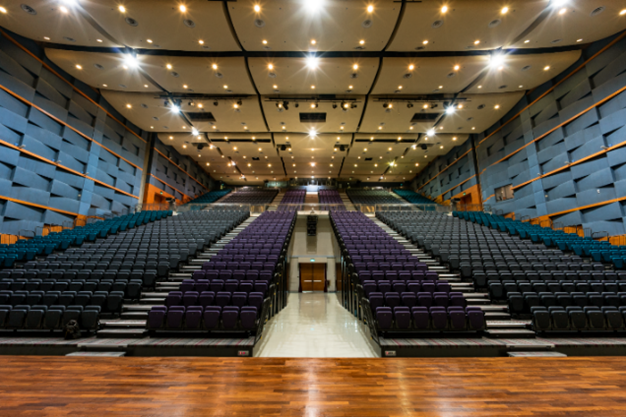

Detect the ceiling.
xmin=2 ymin=0 xmax=625 ymax=185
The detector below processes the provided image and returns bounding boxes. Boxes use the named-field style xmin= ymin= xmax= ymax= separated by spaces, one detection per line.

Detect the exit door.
xmin=300 ymin=263 xmax=326 ymax=292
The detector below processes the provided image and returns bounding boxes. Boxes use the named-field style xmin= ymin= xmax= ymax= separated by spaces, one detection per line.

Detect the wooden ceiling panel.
xmin=81 ymin=0 xmax=240 ymax=51
xmin=249 ymin=57 xmax=379 ymax=95
xmin=388 ymin=0 xmax=547 ymax=52
xmin=229 ymin=0 xmax=400 ymax=52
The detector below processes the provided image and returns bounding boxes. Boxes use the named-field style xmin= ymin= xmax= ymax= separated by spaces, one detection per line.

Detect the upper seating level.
xmin=220 ymin=189 xmax=278 ymax=205
xmin=346 ymin=190 xmax=402 ymax=205
xmin=277 ymin=190 xmax=305 ymax=211
xmin=185 ymin=190 xmax=231 ymax=205
xmin=319 ymin=190 xmax=346 ymax=211
xmin=393 ymin=189 xmax=436 ymax=205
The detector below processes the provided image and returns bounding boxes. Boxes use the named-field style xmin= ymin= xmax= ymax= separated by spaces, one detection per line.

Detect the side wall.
xmin=413 ymin=32 xmax=626 ymax=235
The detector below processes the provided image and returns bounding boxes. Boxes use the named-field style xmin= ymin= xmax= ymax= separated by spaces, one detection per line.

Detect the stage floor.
xmin=2 ymin=356 xmax=626 ymax=416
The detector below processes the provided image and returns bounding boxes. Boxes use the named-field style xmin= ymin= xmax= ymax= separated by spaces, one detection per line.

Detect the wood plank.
xmin=1 ymin=357 xmax=626 ymax=415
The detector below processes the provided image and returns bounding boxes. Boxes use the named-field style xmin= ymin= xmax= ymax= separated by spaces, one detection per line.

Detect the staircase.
xmin=339 ymin=190 xmax=356 ymax=210
xmin=268 ymin=190 xmax=285 ymax=210
xmin=96 ymin=216 xmax=256 ymax=338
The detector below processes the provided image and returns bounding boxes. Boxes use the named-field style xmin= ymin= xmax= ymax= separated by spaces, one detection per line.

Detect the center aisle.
xmin=255 ymin=293 xmax=378 ymax=358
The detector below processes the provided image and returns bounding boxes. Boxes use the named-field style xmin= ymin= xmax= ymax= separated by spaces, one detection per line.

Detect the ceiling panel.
xmin=263 ymin=97 xmax=364 ymax=133
xmin=81 ymin=0 xmax=240 ymax=51
xmin=513 ymin=0 xmax=626 ymax=49
xmin=47 ymin=50 xmax=256 ymax=94
xmin=388 ymin=0 xmax=547 ymax=52
xmin=229 ymin=0 xmax=400 ymax=52
xmin=101 ymin=91 xmax=268 ymax=133
xmin=249 ymin=57 xmax=379 ymax=95
xmin=0 ymin=0 xmax=123 ymax=47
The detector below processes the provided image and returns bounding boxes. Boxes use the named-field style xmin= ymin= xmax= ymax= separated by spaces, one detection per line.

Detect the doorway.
xmin=300 ymin=263 xmax=326 ymax=292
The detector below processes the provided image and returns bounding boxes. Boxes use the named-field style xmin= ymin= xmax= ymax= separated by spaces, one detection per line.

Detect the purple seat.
xmin=224 ymin=279 xmax=239 ymax=292
xmin=195 ymin=279 xmax=210 ymax=293
xmin=219 ymin=270 xmax=233 ymax=280
xmin=401 ymin=292 xmax=417 ymax=308
xmin=421 ymin=282 xmax=435 ymax=293
xmin=241 ymin=306 xmax=258 ymax=330
xmin=182 ymin=291 xmax=199 ymax=307
xmin=417 ymin=292 xmax=433 ymax=307
xmin=210 ymin=279 xmax=224 ymax=292
xmin=198 ymin=291 xmax=215 ymax=307
xmin=239 ymin=281 xmax=253 ymax=293
xmin=202 ymin=262 xmax=213 ymax=270
xmin=248 ymin=292 xmax=264 ymax=309
xmin=391 ymin=263 xmax=403 ymax=271
xmin=147 ymin=306 xmax=167 ymax=329
xmin=394 ymin=306 xmax=411 ymax=329
xmin=206 ymin=270 xmax=219 ymax=281
xmin=385 ymin=292 xmax=401 ymax=308
xmin=402 ymin=262 xmax=416 ymax=271
xmin=392 ymin=281 xmax=406 ymax=293
xmin=368 ymin=292 xmax=384 ymax=311
xmin=398 ymin=271 xmax=411 ymax=281
xmin=411 ymin=306 xmax=429 ymax=329
xmin=376 ymin=306 xmax=392 ymax=330
xmin=450 ymin=292 xmax=467 ymax=307
xmin=378 ymin=280 xmax=391 ymax=294
xmin=193 ymin=270 xmax=206 ymax=280
xmin=227 ymin=262 xmax=239 ymax=270
xmin=185 ymin=306 xmax=203 ymax=329
xmin=203 ymin=306 xmax=221 ymax=329
xmin=233 ymin=270 xmax=246 ymax=281
xmin=425 ymin=271 xmax=438 ymax=280
xmin=165 ymin=291 xmax=183 ymax=307
xmin=246 ymin=270 xmax=259 ymax=281
xmin=467 ymin=307 xmax=485 ymax=330
xmin=263 ymin=262 xmax=275 ymax=271
xmin=363 ymin=281 xmax=377 ymax=297
xmin=385 ymin=271 xmax=398 ymax=281
xmin=407 ymin=281 xmax=421 ymax=293
xmin=215 ymin=291 xmax=231 ymax=307
xmin=222 ymin=306 xmax=239 ymax=329
xmin=180 ymin=280 xmax=195 ymax=293
xmin=434 ymin=292 xmax=449 ymax=307
xmin=232 ymin=292 xmax=248 ymax=307
xmin=259 ymin=271 xmax=272 ymax=281
xmin=240 ymin=262 xmax=251 ymax=271
xmin=214 ymin=262 xmax=226 ymax=271
xmin=436 ymin=282 xmax=451 ymax=293
xmin=254 ymin=282 xmax=268 ymax=294
xmin=448 ymin=307 xmax=466 ymax=330
xmin=166 ymin=306 xmax=185 ymax=328
xmin=251 ymin=262 xmax=264 ymax=271
xmin=430 ymin=307 xmax=447 ymax=330
xmin=411 ymin=271 xmax=425 ymax=281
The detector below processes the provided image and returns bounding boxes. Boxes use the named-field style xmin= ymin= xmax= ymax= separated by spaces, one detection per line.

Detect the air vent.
xmin=488 ymin=19 xmax=501 ymax=28
xmin=252 ymin=157 xmax=260 ymax=161
xmin=125 ymin=17 xmax=138 ymax=27
xmin=21 ymin=4 xmax=37 ymax=15
xmin=410 ymin=113 xmax=439 ymax=122
xmin=186 ymin=112 xmax=216 ymax=122
xmin=94 ymin=63 xmax=104 ymax=70
xmin=300 ymin=113 xmax=326 ymax=123
xmin=432 ymin=20 xmax=444 ymax=28
xmin=365 ymin=157 xmax=373 ymax=161
xmin=590 ymin=6 xmax=605 ymax=16
xmin=255 ymin=19 xmax=265 ymax=28
xmin=183 ymin=19 xmax=195 ymax=28
xmin=362 ymin=19 xmax=373 ymax=28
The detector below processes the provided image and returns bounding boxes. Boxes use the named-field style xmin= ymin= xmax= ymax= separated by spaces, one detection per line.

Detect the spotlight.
xmin=489 ymin=53 xmax=505 ymax=69
xmin=407 ymin=102 xmax=413 ymax=108
xmin=332 ymin=103 xmax=337 ymax=109
xmin=171 ymin=104 xmax=180 ymax=114
xmin=191 ymin=127 xmax=199 ymax=136
xmin=427 ymin=128 xmax=436 ymax=136
xmin=445 ymin=106 xmax=455 ymax=115
xmin=283 ymin=101 xmax=289 ymax=110
xmin=339 ymin=145 xmax=346 ymax=151
xmin=351 ymin=103 xmax=357 ymax=109
xmin=123 ymin=53 xmax=139 ymax=69
xmin=213 ymin=101 xmax=218 ymax=106
xmin=276 ymin=102 xmax=282 ymax=109
xmin=342 ymin=101 xmax=349 ymax=109
xmin=236 ymin=100 xmax=243 ymax=107
xmin=420 ymin=144 xmax=427 ymax=150
xmin=306 ymin=55 xmax=319 ymax=70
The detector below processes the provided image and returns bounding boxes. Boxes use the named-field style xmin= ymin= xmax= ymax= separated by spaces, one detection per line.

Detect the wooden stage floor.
xmin=2 ymin=356 xmax=626 ymax=416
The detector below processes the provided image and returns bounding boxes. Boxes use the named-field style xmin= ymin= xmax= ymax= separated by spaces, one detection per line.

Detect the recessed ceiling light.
xmin=367 ymin=4 xmax=374 ymax=13
xmin=457 ymin=104 xmax=463 ymax=109
xmin=472 ymin=127 xmax=476 ymax=130
xmin=183 ymin=144 xmax=187 ymax=148
xmin=524 ymin=39 xmax=530 ymax=44
xmin=544 ymin=65 xmax=551 ymax=71
xmin=147 ymin=39 xmax=153 ymax=44
xmin=198 ymin=40 xmax=204 ymax=45
xmin=183 ymin=84 xmax=188 ymax=89
xmin=44 ymin=36 xmax=51 ymax=40
xmin=306 ymin=56 xmax=319 ymax=69
xmin=102 ymin=84 xmax=108 ymax=87
xmin=440 ymin=145 xmax=444 ymax=149
xmin=311 ymin=39 xmax=316 ymax=45
xmin=477 ymin=85 xmax=482 ymax=89
xmin=519 ymin=85 xmax=524 ymax=88
xmin=438 ymin=85 xmax=443 ymax=89
xmin=166 ymin=64 xmax=172 ymax=70
xmin=223 ymin=85 xmax=228 ymax=89
xmin=311 ymin=85 xmax=315 ymax=89
xmin=452 ymin=137 xmax=457 ymax=141
xmin=353 ymin=64 xmax=359 ymax=70
xmin=474 ymin=40 xmax=480 ymax=45
xmin=59 ymin=5 xmax=68 ymax=13
xmin=348 ymin=85 xmax=353 ymax=89
xmin=0 ymin=6 xmax=6 ymax=14
xmin=422 ymin=40 xmax=428 ymax=45
xmin=441 ymin=5 xmax=448 ymax=13
xmin=620 ymin=9 xmax=626 ymax=16
xmin=144 ymin=84 xmax=148 ymax=88
xmin=75 ymin=64 xmax=82 ymax=70
xmin=453 ymin=65 xmax=460 ymax=71
xmin=409 ymin=64 xmax=415 ymax=70
xmin=268 ymin=63 xmax=274 ymax=70
xmin=262 ymin=39 xmax=268 ymax=45
xmin=558 ymin=8 xmax=566 ymax=15
xmin=494 ymin=104 xmax=500 ymax=109
xmin=501 ymin=6 xmax=509 ymax=14
xmin=96 ymin=39 xmax=103 ymax=43
xmin=359 ymin=39 xmax=365 ymax=45
xmin=179 ymin=5 xmax=187 ymax=13
xmin=254 ymin=4 xmax=260 ymax=12
xmin=273 ymin=84 xmax=278 ymax=89
xmin=118 ymin=5 xmax=126 ymax=13
xmin=126 ymin=104 xmax=131 ymax=108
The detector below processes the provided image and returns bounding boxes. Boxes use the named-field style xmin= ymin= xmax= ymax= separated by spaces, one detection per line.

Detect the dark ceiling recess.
xmin=410 ymin=113 xmax=439 ymax=122
xmin=186 ymin=112 xmax=216 ymax=122
xmin=299 ymin=113 xmax=326 ymax=123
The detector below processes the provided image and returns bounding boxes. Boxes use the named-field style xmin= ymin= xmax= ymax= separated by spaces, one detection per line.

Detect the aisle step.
xmin=485 ymin=329 xmax=536 ymax=338
xmin=139 ymin=297 xmax=166 ymax=305
xmin=486 ymin=320 xmax=530 ymax=329
xmin=97 ymin=328 xmax=148 ymax=338
xmin=66 ymin=352 xmax=127 ymax=357
xmin=101 ymin=320 xmax=146 ymax=328
xmin=484 ymin=311 xmax=511 ymax=320
xmin=121 ymin=311 xmax=148 ymax=320
xmin=507 ymin=351 xmax=566 ymax=357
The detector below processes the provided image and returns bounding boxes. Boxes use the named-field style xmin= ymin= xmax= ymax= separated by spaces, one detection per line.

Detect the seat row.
xmin=375 ymin=306 xmax=485 ymax=331
xmin=0 ymin=305 xmax=100 ymax=331
xmin=165 ymin=290 xmax=265 ymax=309
xmin=362 ymin=280 xmax=451 ymax=294
xmin=147 ymin=305 xmax=258 ymax=331
xmin=0 ymin=290 xmax=124 ymax=313
xmin=179 ymin=279 xmax=269 ymax=294
xmin=475 ymin=270 xmax=625 ymax=288
xmin=0 ymin=278 xmax=141 ymax=299
xmin=508 ymin=292 xmax=626 ymax=314
xmin=489 ymin=280 xmax=626 ymax=301
xmin=357 ymin=271 xmax=439 ymax=282
xmin=369 ymin=291 xmax=467 ymax=309
xmin=531 ymin=306 xmax=626 ymax=332
xmin=192 ymin=269 xmax=273 ymax=281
